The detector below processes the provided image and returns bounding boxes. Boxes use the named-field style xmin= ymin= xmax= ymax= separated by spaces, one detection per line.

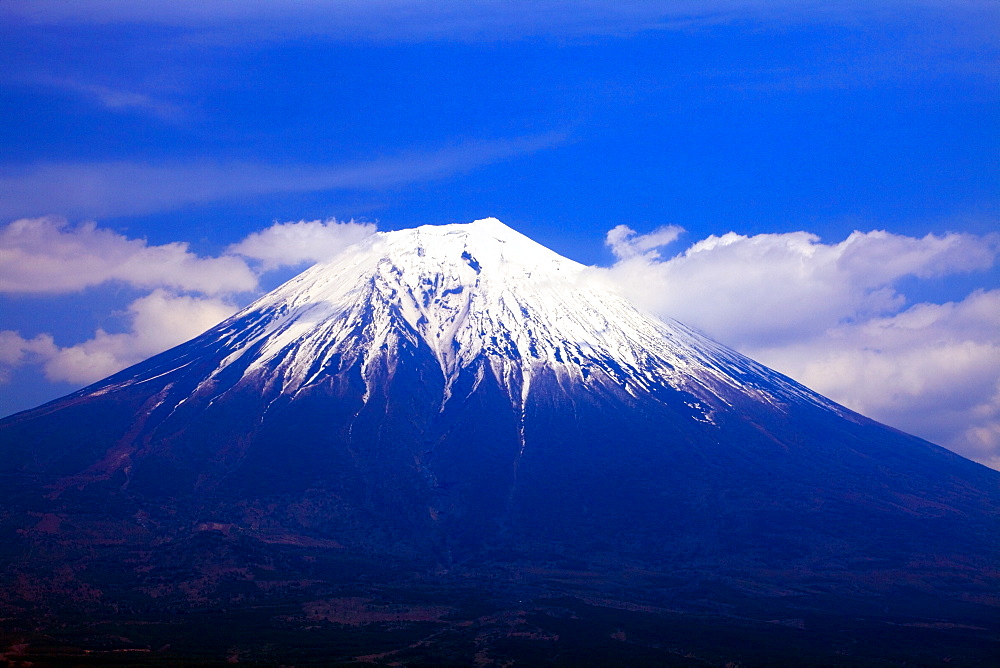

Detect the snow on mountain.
xmin=101 ymin=218 xmax=842 ymax=423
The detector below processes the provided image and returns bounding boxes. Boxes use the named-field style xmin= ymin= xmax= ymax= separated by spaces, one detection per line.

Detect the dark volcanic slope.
xmin=1 ymin=219 xmax=998 ymax=664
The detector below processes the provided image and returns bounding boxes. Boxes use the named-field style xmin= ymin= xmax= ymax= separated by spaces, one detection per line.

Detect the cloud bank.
xmin=605 ymin=227 xmax=997 ymax=348
xmin=599 ymin=225 xmax=1000 ymax=468
xmin=0 ymin=216 xmax=257 ymax=295
xmin=751 ymin=290 xmax=1000 ymax=469
xmin=0 ymin=217 xmax=376 ymax=388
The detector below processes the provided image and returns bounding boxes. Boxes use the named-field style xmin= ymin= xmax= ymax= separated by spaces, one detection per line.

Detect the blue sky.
xmin=1 ymin=1 xmax=998 ymax=466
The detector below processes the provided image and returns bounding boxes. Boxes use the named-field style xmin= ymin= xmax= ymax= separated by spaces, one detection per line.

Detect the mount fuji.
xmin=1 ymin=219 xmax=998 ymax=665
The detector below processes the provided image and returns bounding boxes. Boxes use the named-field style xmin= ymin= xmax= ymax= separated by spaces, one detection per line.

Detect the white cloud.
xmin=2 ymin=290 xmax=237 ymax=385
xmin=606 ymin=224 xmax=683 ymax=260
xmin=0 ymin=134 xmax=563 ymax=219
xmin=604 ymin=228 xmax=998 ymax=349
xmin=0 ymin=331 xmax=57 ymax=382
xmin=0 ymin=217 xmax=381 ymax=392
xmin=0 ymin=216 xmax=257 ymax=295
xmin=39 ymin=77 xmax=184 ymax=121
xmin=748 ymin=290 xmax=1000 ymax=470
xmin=600 ymin=226 xmax=1000 ymax=468
xmin=228 ymin=218 xmax=377 ymax=270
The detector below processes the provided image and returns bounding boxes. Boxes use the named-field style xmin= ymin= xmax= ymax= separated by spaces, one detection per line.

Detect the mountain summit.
xmin=78 ymin=217 xmax=837 ymax=432
xmin=2 ymin=219 xmax=998 ymax=663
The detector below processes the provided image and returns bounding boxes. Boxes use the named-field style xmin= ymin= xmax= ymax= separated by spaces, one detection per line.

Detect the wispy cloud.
xmin=0 ymin=134 xmax=564 ymax=219
xmin=26 ymin=76 xmax=185 ymax=121
xmin=7 ymin=0 xmax=996 ymax=43
xmin=606 ymin=224 xmax=684 ymax=260
xmin=0 ymin=1 xmax=739 ymax=40
xmin=597 ymin=225 xmax=1000 ymax=468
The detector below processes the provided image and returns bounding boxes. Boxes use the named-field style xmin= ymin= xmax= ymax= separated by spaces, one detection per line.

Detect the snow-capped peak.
xmin=117 ymin=219 xmax=842 ymax=420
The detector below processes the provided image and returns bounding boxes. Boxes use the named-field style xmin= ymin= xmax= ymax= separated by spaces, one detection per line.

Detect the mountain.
xmin=1 ymin=218 xmax=998 ymax=665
